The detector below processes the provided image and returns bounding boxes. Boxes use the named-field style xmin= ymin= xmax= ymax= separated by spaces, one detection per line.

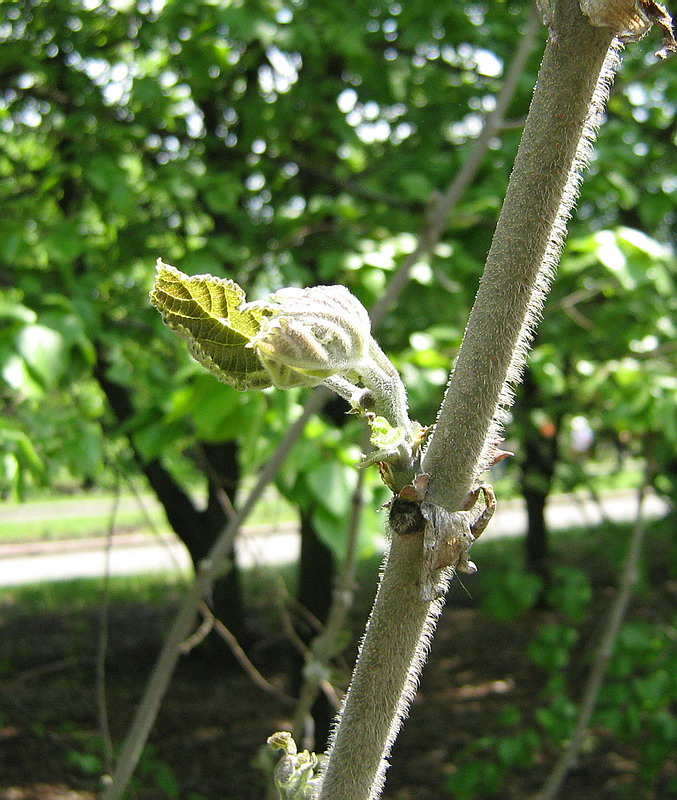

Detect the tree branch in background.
xmin=289 ymin=155 xmax=421 ymax=213
xmin=370 ymin=4 xmax=542 ymax=328
xmin=101 ymin=387 xmax=332 ymax=800
xmin=121 ymin=473 xmax=186 ymax=573
xmin=536 ymin=478 xmax=652 ymax=800
xmin=200 ymin=603 xmax=297 ymax=707
xmin=95 ymin=479 xmax=121 ymax=776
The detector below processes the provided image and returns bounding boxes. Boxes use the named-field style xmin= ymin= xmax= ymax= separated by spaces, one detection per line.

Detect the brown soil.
xmin=0 ymin=571 xmax=674 ymax=800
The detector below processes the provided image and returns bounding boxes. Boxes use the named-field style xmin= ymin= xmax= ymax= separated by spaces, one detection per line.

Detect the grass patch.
xmin=0 ymin=572 xmax=190 ymax=614
xmin=0 ymin=506 xmax=169 ymax=543
xmin=1 ymin=514 xmax=672 ymax=618
xmin=0 ymin=488 xmax=297 ymax=544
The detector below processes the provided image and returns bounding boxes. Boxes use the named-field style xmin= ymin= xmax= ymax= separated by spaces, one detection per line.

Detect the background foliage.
xmin=2 ymin=0 xmax=676 ymax=505
xmin=0 ymin=0 xmax=676 ymax=796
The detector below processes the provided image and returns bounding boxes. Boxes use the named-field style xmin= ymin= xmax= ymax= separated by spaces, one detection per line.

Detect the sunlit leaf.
xmin=149 ymin=260 xmax=273 ymax=390
xmin=16 ymin=324 xmax=67 ymax=390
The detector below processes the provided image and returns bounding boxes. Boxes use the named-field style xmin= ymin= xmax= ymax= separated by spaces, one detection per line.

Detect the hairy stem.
xmin=319 ymin=4 xmax=618 ymax=798
xmin=319 ymin=530 xmax=446 ymax=800
xmin=422 ymin=3 xmax=617 ymax=509
xmin=361 ymin=340 xmax=413 ymax=437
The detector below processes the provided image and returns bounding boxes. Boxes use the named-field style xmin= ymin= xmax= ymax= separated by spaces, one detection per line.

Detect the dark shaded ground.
xmin=0 ymin=552 xmax=675 ymax=800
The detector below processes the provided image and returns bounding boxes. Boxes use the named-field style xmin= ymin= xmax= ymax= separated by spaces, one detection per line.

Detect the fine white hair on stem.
xmin=477 ymin=40 xmax=622 ymax=480
xmin=319 ymin=532 xmax=451 ymax=800
xmin=366 ymin=590 xmax=447 ymax=798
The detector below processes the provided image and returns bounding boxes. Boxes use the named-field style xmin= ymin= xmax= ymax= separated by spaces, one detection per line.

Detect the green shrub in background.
xmin=448 ymin=564 xmax=677 ymax=799
xmin=480 ymin=567 xmax=543 ymax=622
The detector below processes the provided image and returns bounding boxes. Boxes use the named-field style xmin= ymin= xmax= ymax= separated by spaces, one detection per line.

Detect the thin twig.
xmin=586 ymin=482 xmax=612 ymax=526
xmin=123 ymin=473 xmax=186 ymax=573
xmin=287 ymin=156 xmax=421 ymax=212
xmin=178 ymin=612 xmax=214 ymax=653
xmin=192 ymin=443 xmax=238 ymax=520
xmin=8 ymin=657 xmax=81 ymax=684
xmin=291 ymin=445 xmax=368 ymax=746
xmin=535 ymin=479 xmax=652 ymax=800
xmin=285 ymin=595 xmax=326 ymax=638
xmin=274 ymin=579 xmax=314 ymax=661
xmin=96 ymin=479 xmax=121 ymax=775
xmin=200 ymin=602 xmax=296 ymax=707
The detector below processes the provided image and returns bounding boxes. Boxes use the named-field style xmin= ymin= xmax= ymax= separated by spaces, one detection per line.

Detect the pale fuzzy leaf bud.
xmin=250 ymin=285 xmax=372 ymax=388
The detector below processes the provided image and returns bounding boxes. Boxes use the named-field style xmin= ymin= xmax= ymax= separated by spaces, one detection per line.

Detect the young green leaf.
xmin=151 ymin=262 xmax=382 ymax=395
xmin=149 ymin=260 xmax=273 ymax=390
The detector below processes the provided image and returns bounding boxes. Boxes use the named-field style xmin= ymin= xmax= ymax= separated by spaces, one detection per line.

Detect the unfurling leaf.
xmin=266 ymin=732 xmax=325 ymax=799
xmin=150 ymin=260 xmax=274 ymax=390
xmin=367 ymin=414 xmax=405 ymax=452
xmin=150 ymin=261 xmax=418 ymax=488
xmin=150 ymin=260 xmax=374 ymax=392
xmin=252 ymin=285 xmax=372 ymax=387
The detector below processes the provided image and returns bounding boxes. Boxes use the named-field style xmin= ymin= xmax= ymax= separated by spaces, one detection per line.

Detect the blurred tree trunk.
xmin=93 ymin=349 xmax=248 ymax=645
xmin=298 ymin=511 xmax=335 ymax=630
xmin=517 ymin=369 xmax=562 ymax=589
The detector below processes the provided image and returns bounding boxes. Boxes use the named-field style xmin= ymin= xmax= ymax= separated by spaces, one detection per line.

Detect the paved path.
xmin=0 ymin=490 xmax=669 ymax=587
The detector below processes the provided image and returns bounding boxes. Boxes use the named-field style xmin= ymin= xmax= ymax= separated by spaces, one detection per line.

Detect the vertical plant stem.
xmin=422 ymin=6 xmax=616 ymax=509
xmin=319 ymin=531 xmax=444 ymax=800
xmin=535 ymin=482 xmax=651 ymax=800
xmin=319 ymin=4 xmax=618 ymax=798
xmin=96 ymin=479 xmax=121 ymax=775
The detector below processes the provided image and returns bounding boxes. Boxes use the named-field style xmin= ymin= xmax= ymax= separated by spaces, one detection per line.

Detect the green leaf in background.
xmin=15 ymin=324 xmax=67 ymax=391
xmin=305 ymin=460 xmax=357 ymax=518
xmin=149 ymin=261 xmax=273 ymax=391
xmin=480 ymin=568 xmax=543 ymax=622
xmin=311 ymin=505 xmax=348 ymax=557
xmin=0 ymin=423 xmax=46 ymax=499
xmin=0 ymin=293 xmax=36 ymax=324
xmin=169 ymin=374 xmax=266 ymax=443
